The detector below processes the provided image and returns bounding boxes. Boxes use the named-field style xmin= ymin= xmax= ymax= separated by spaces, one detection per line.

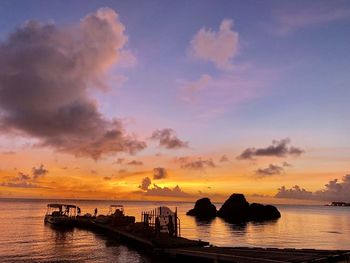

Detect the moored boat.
xmin=44 ymin=203 xmax=77 ymax=226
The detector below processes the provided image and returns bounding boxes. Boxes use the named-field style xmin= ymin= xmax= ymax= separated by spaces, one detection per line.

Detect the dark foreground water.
xmin=0 ymin=199 xmax=350 ymax=262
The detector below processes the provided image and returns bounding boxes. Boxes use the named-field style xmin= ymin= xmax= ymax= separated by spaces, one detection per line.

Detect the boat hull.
xmin=44 ymin=215 xmax=75 ymax=227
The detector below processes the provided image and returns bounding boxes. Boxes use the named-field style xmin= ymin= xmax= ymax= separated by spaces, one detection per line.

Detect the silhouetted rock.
xmin=249 ymin=203 xmax=281 ymax=221
xmin=186 ymin=198 xmax=217 ymax=218
xmin=217 ymin=193 xmax=250 ymax=222
xmin=217 ymin=193 xmax=281 ymax=222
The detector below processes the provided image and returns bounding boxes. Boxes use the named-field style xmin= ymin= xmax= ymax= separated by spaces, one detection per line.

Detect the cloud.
xmin=255 ymin=164 xmax=284 ymax=177
xmin=150 ymin=128 xmax=188 ymax=149
xmin=32 ymin=164 xmax=48 ymax=179
xmin=153 ymin=167 xmax=167 ymax=180
xmin=219 ymin=154 xmax=229 ymax=162
xmin=0 ymin=8 xmax=146 ymax=160
xmin=1 ymin=171 xmax=45 ymax=188
xmin=275 ymin=185 xmax=314 ymax=200
xmin=179 ymin=65 xmax=277 ymax=115
xmin=139 ymin=177 xmax=151 ymax=191
xmin=2 ymin=151 xmax=16 ymax=155
xmin=273 ymin=4 xmax=350 ymax=35
xmin=127 ymin=160 xmax=143 ymax=166
xmin=190 ymin=19 xmax=239 ymax=70
xmin=181 ymin=74 xmax=212 ymax=102
xmin=237 ymin=138 xmax=304 ymax=160
xmin=179 ymin=157 xmax=216 ymax=170
xmin=138 ymin=177 xmax=190 ymax=198
xmin=115 ymin=158 xmax=125 ymax=164
xmin=275 ymin=174 xmax=350 ymax=202
xmin=282 ymin=162 xmax=292 ymax=167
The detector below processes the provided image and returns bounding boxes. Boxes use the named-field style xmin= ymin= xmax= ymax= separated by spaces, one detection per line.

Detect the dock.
xmin=164 ymin=247 xmax=350 ymax=263
xmin=72 ymin=217 xmax=350 ymax=262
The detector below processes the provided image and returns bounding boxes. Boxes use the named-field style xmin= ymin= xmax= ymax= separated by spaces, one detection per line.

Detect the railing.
xmin=141 ymin=207 xmax=181 ymax=237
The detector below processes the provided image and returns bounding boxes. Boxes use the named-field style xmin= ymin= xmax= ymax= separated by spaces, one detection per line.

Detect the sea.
xmin=0 ymin=199 xmax=349 ymax=262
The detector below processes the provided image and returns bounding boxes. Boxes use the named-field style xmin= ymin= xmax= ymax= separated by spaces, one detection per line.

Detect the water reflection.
xmin=228 ymin=222 xmax=247 ymax=235
xmin=194 ymin=217 xmax=215 ymax=225
xmin=50 ymin=227 xmax=75 ymax=243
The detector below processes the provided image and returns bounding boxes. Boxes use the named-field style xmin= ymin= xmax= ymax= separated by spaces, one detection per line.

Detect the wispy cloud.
xmin=272 ymin=4 xmax=350 ymax=35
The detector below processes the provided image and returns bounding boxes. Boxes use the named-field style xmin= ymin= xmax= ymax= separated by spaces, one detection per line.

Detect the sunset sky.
xmin=0 ymin=0 xmax=349 ymax=203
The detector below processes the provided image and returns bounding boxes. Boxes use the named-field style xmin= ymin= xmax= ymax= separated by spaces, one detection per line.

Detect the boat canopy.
xmin=110 ymin=205 xmax=124 ymax=208
xmin=47 ymin=204 xmax=77 ymax=209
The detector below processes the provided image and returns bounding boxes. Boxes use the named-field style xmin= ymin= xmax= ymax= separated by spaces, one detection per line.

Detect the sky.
xmin=0 ymin=0 xmax=349 ymax=203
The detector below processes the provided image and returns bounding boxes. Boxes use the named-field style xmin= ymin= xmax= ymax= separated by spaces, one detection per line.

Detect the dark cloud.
xmin=219 ymin=154 xmax=229 ymax=162
xmin=127 ymin=160 xmax=143 ymax=166
xmin=255 ymin=164 xmax=284 ymax=177
xmin=32 ymin=164 xmax=48 ymax=179
xmin=104 ymin=176 xmax=112 ymax=180
xmin=0 ymin=8 xmax=146 ymax=160
xmin=179 ymin=157 xmax=216 ymax=170
xmin=237 ymin=138 xmax=304 ymax=160
xmin=139 ymin=177 xmax=151 ymax=191
xmin=138 ymin=177 xmax=190 ymax=197
xmin=150 ymin=129 xmax=188 ymax=149
xmin=275 ymin=174 xmax=350 ymax=202
xmin=153 ymin=167 xmax=167 ymax=180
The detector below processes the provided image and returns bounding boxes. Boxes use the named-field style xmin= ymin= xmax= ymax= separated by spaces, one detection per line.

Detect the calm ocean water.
xmin=0 ymin=199 xmax=350 ymax=262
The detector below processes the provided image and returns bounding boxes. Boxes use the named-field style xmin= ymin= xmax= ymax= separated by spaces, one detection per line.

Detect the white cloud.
xmin=190 ymin=19 xmax=239 ymax=70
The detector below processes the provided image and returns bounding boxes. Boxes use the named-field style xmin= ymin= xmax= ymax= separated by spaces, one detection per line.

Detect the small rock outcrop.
xmin=186 ymin=198 xmax=217 ymax=218
xmin=249 ymin=203 xmax=281 ymax=221
xmin=217 ymin=193 xmax=281 ymax=222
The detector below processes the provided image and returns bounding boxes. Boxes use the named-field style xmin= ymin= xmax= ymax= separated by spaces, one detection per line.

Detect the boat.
xmin=95 ymin=204 xmax=135 ymax=225
xmin=44 ymin=203 xmax=77 ymax=226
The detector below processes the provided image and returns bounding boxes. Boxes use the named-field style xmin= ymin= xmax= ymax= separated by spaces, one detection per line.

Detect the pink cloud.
xmin=190 ymin=19 xmax=239 ymax=70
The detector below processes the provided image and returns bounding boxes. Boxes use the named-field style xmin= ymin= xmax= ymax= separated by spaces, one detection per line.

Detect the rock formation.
xmin=217 ymin=193 xmax=281 ymax=222
xmin=187 ymin=193 xmax=281 ymax=222
xmin=186 ymin=198 xmax=217 ymax=218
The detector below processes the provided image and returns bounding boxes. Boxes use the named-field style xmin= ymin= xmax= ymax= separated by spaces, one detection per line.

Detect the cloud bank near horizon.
xmin=275 ymin=174 xmax=350 ymax=202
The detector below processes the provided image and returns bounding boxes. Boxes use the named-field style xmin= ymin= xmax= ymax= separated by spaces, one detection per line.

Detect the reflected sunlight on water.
xmin=0 ymin=199 xmax=349 ymax=262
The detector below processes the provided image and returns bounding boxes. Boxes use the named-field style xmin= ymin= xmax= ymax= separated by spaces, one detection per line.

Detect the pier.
xmin=73 ymin=217 xmax=350 ymax=262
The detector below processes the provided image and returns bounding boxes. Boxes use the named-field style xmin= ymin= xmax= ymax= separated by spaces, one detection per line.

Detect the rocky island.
xmin=187 ymin=193 xmax=281 ymax=222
